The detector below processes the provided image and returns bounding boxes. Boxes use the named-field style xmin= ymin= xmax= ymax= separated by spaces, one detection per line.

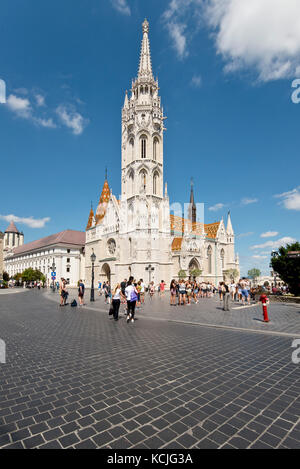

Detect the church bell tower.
xmin=121 ymin=19 xmax=166 ymax=200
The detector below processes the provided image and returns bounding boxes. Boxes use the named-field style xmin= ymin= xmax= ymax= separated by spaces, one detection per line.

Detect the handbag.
xmin=109 ymin=304 xmax=114 ymax=316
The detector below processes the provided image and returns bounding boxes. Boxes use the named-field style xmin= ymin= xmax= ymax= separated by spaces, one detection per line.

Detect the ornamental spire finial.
xmin=142 ymin=18 xmax=149 ymax=34
xmin=138 ymin=19 xmax=153 ymax=80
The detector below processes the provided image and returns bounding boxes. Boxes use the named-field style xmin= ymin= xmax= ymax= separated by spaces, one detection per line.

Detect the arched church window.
xmin=129 ymin=138 xmax=134 ymax=161
xmin=207 ymin=246 xmax=212 ymax=274
xmin=220 ymin=249 xmax=225 ymax=270
xmin=141 ymin=135 xmax=147 ymax=159
xmin=153 ymin=172 xmax=159 ymax=195
xmin=140 ymin=170 xmax=147 ymax=191
xmin=153 ymin=137 xmax=159 ymax=161
xmin=128 ymin=170 xmax=134 ymax=196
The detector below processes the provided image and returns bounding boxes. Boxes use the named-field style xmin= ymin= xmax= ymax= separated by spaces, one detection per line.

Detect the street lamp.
xmin=51 ymin=261 xmax=56 ymax=293
xmin=271 ymin=250 xmax=278 ymax=289
xmin=145 ymin=264 xmax=155 ymax=286
xmin=90 ymin=250 xmax=96 ymax=302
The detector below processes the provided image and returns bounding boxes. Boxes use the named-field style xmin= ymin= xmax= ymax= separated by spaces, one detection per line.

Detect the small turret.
xmin=226 ymin=211 xmax=234 ymax=236
xmin=86 ymin=203 xmax=95 ymax=231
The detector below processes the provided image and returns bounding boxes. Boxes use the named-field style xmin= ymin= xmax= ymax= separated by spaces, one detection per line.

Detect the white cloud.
xmin=251 ymin=236 xmax=296 ymax=250
xmin=241 ymin=198 xmax=258 ymax=205
xmin=191 ymin=74 xmax=202 ymax=87
xmin=236 ymin=232 xmax=254 ymax=239
xmin=252 ymin=255 xmax=268 ymax=260
xmin=204 ymin=0 xmax=300 ymax=82
xmin=34 ymin=117 xmax=56 ymax=129
xmin=275 ymin=187 xmax=300 ymax=211
xmin=260 ymin=231 xmax=279 ymax=238
xmin=56 ymin=105 xmax=88 ymax=135
xmin=35 ymin=94 xmax=45 ymax=107
xmin=0 ymin=214 xmax=50 ymax=229
xmin=162 ymin=0 xmax=200 ymax=59
xmin=6 ymin=94 xmax=31 ymax=118
xmin=209 ymin=203 xmax=225 ymax=212
xmin=163 ymin=0 xmax=300 ymax=82
xmin=111 ymin=0 xmax=131 ymax=16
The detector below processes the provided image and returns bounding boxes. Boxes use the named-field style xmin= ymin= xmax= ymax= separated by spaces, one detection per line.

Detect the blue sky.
xmin=0 ymin=0 xmax=299 ymax=276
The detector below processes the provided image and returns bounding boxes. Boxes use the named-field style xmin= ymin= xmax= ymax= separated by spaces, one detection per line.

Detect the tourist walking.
xmin=125 ymin=277 xmax=138 ymax=323
xmin=112 ymin=284 xmax=126 ymax=321
xmin=78 ymin=279 xmax=85 ymax=306
xmin=222 ymin=282 xmax=230 ymax=311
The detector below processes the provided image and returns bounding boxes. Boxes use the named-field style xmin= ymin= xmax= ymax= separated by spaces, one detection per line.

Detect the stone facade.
xmin=5 ymin=230 xmax=85 ymax=286
xmin=85 ymin=20 xmax=239 ymax=287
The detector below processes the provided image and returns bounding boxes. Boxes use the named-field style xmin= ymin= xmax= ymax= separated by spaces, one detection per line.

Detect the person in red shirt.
xmin=160 ymin=280 xmax=166 ymax=297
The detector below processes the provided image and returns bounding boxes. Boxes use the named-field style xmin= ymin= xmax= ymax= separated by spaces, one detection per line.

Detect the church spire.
xmin=226 ymin=211 xmax=234 ymax=236
xmin=138 ymin=19 xmax=154 ymax=81
xmin=188 ymin=178 xmax=197 ymax=224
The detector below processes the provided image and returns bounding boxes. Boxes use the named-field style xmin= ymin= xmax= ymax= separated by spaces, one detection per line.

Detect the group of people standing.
xmin=109 ymin=277 xmax=146 ymax=323
xmin=169 ymin=279 xmax=215 ymax=306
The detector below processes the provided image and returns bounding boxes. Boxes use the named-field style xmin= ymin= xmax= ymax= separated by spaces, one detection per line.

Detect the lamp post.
xmin=90 ymin=250 xmax=96 ymax=302
xmin=271 ymin=250 xmax=278 ymax=289
xmin=145 ymin=264 xmax=155 ymax=286
xmin=51 ymin=261 xmax=56 ymax=293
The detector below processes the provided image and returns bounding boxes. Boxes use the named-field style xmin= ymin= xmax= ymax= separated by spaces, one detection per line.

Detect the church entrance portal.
xmin=101 ymin=263 xmax=111 ymax=284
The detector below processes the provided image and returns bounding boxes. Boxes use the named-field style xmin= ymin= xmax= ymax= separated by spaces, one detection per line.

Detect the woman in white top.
xmin=112 ymin=284 xmax=126 ymax=321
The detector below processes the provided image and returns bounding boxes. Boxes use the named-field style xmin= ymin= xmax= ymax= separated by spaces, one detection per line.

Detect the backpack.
xmin=130 ymin=289 xmax=138 ymax=302
xmin=71 ymin=300 xmax=77 ymax=307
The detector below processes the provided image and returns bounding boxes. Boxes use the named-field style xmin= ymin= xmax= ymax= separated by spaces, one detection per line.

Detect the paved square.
xmin=0 ymin=289 xmax=300 ymax=449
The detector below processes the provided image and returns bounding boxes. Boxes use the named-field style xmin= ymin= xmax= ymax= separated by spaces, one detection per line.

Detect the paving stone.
xmin=2 ymin=290 xmax=300 ymax=451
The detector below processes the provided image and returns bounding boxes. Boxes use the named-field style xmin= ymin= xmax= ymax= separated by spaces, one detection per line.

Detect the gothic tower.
xmin=121 ymin=19 xmax=166 ymax=200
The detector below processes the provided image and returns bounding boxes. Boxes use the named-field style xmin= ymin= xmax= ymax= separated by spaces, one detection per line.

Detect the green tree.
xmin=247 ymin=268 xmax=261 ymax=282
xmin=189 ymin=268 xmax=202 ymax=279
xmin=224 ymin=269 xmax=239 ymax=281
xmin=271 ymin=242 xmax=300 ymax=296
xmin=21 ymin=268 xmax=45 ymax=283
xmin=14 ymin=273 xmax=23 ymax=285
xmin=178 ymin=270 xmax=187 ymax=280
xmin=3 ymin=272 xmax=9 ymax=282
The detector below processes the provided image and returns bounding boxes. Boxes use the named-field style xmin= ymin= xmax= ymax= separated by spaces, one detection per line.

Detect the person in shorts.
xmin=78 ymin=280 xmax=85 ymax=306
xmin=240 ymin=278 xmax=250 ymax=305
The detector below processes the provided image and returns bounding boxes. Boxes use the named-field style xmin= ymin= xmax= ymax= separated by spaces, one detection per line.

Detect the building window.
xmin=140 ymin=170 xmax=147 ymax=191
xmin=207 ymin=246 xmax=212 ymax=274
xmin=220 ymin=249 xmax=225 ymax=270
xmin=67 ymin=249 xmax=70 ymax=253
xmin=153 ymin=172 xmax=159 ymax=195
xmin=67 ymin=267 xmax=70 ymax=273
xmin=67 ymin=258 xmax=70 ymax=263
xmin=153 ymin=137 xmax=159 ymax=161
xmin=141 ymin=136 xmax=147 ymax=159
xmin=129 ymin=138 xmax=134 ymax=161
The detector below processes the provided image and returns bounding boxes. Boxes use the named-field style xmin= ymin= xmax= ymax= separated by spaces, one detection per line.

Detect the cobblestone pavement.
xmin=46 ymin=288 xmax=300 ymax=337
xmin=0 ymin=290 xmax=300 ymax=449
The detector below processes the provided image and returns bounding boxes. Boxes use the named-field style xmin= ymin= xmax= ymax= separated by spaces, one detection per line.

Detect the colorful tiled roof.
xmin=170 ymin=216 xmax=220 ymax=251
xmin=172 ymin=238 xmax=183 ymax=251
xmin=205 ymin=222 xmax=220 ymax=239
xmin=95 ymin=180 xmax=111 ymax=225
xmin=86 ymin=206 xmax=94 ymax=231
xmin=170 ymin=214 xmax=204 ymax=236
xmin=10 ymin=230 xmax=85 ymax=257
